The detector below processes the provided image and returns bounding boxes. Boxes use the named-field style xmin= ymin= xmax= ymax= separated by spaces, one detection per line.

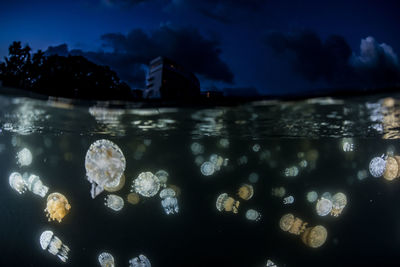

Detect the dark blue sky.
xmin=1 ymin=0 xmax=400 ymax=95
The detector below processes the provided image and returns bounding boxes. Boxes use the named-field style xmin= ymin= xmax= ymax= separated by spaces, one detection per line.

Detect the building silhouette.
xmin=143 ymin=56 xmax=200 ymax=99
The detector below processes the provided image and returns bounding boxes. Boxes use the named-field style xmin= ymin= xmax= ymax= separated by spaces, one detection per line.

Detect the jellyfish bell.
xmin=16 ymin=147 xmax=32 ymax=166
xmin=39 ymin=230 xmax=70 ymax=262
xmin=283 ymin=195 xmax=294 ymax=204
xmin=200 ymin=161 xmax=215 ymax=176
xmin=159 ymin=188 xmax=176 ymax=199
xmin=237 ymin=184 xmax=254 ymax=200
xmin=331 ymin=192 xmax=347 ymax=217
xmin=104 ymin=174 xmax=126 ymax=193
xmin=44 ymin=192 xmax=71 ymax=223
xmin=300 ymin=225 xmax=328 ymax=248
xmin=155 ymin=170 xmax=169 ymax=187
xmin=369 ymin=156 xmax=386 ymax=178
xmin=383 ymin=156 xmax=399 ymax=181
xmin=85 ymin=139 xmax=126 ymax=199
xmin=98 ymin=252 xmax=115 ymax=267
xmin=316 ymin=197 xmax=333 ymax=216
xmin=9 ymin=172 xmax=27 ymax=194
xmin=132 ymin=172 xmax=161 ymax=197
xmin=129 ymin=254 xmax=151 ymax=267
xmin=245 ymin=209 xmax=261 ymax=221
xmin=279 ymin=213 xmax=308 ymax=235
xmin=306 ymin=191 xmax=318 ymax=203
xmin=127 ymin=192 xmax=140 ymax=205
xmin=104 ymin=194 xmax=124 ymax=211
xmin=23 ymin=174 xmax=49 ymax=198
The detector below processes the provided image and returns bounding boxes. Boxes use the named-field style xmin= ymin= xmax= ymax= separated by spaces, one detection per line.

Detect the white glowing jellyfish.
xmin=200 ymin=161 xmax=215 ymax=176
xmin=284 ymin=166 xmax=299 ymax=177
xmin=306 ymin=191 xmax=318 ymax=203
xmin=283 ymin=195 xmax=294 ymax=204
xmin=129 ymin=254 xmax=151 ymax=267
xmin=369 ymin=156 xmax=386 ymax=178
xmin=85 ymin=139 xmax=126 ymax=198
xmin=316 ymin=197 xmax=333 ymax=216
xmin=23 ymin=173 xmax=49 ymax=198
xmin=190 ymin=142 xmax=204 ymax=155
xmin=245 ymin=209 xmax=261 ymax=221
xmin=104 ymin=194 xmax=124 ymax=211
xmin=132 ymin=172 xmax=161 ymax=197
xmin=266 ymin=259 xmax=278 ymax=267
xmin=160 ymin=188 xmax=179 ymax=215
xmin=98 ymin=252 xmax=115 ymax=267
xmin=9 ymin=172 xmax=27 ymax=194
xmin=39 ymin=230 xmax=70 ymax=262
xmin=16 ymin=148 xmax=32 ymax=166
xmin=155 ymin=170 xmax=169 ymax=188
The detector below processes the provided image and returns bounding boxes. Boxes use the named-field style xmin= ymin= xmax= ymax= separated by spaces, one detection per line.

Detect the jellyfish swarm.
xmin=245 ymin=209 xmax=261 ymax=221
xmin=85 ymin=139 xmax=126 ymax=199
xmin=237 ymin=184 xmax=254 ymax=200
xmin=16 ymin=147 xmax=32 ymax=166
xmin=127 ymin=192 xmax=140 ymax=205
xmin=105 ymin=194 xmax=124 ymax=211
xmin=45 ymin=192 xmax=71 ymax=223
xmin=23 ymin=173 xmax=49 ymax=198
xmin=300 ymin=225 xmax=328 ymax=248
xmin=39 ymin=230 xmax=70 ymax=262
xmin=160 ymin=188 xmax=179 ymax=215
xmin=9 ymin=172 xmax=27 ymax=194
xmin=369 ymin=156 xmax=386 ymax=178
xmin=331 ymin=192 xmax=347 ymax=217
xmin=216 ymin=193 xmax=240 ymax=214
xmin=315 ymin=197 xmax=333 ymax=216
xmin=306 ymin=191 xmax=318 ymax=203
xmin=98 ymin=252 xmax=115 ymax=267
xmin=283 ymin=195 xmax=294 ymax=204
xmin=129 ymin=254 xmax=151 ymax=267
xmin=132 ymin=172 xmax=161 ymax=197
xmin=279 ymin=213 xmax=308 ymax=235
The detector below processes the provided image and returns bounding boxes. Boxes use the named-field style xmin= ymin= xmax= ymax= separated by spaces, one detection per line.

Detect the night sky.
xmin=1 ymin=0 xmax=400 ymax=95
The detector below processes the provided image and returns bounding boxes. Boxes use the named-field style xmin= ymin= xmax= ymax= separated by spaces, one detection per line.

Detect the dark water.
xmin=1 ymin=92 xmax=400 ymax=267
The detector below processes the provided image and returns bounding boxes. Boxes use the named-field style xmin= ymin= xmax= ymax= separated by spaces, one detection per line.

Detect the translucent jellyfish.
xmin=200 ymin=161 xmax=215 ymax=176
xmin=160 ymin=188 xmax=176 ymax=199
xmin=169 ymin=184 xmax=181 ymax=197
xmin=237 ymin=155 xmax=248 ymax=165
xmin=248 ymin=172 xmax=259 ymax=183
xmin=341 ymin=138 xmax=354 ymax=152
xmin=155 ymin=170 xmax=169 ymax=187
xmin=23 ymin=174 xmax=49 ymax=198
xmin=237 ymin=184 xmax=254 ymax=200
xmin=300 ymin=225 xmax=328 ymax=248
xmin=9 ymin=172 xmax=27 ymax=194
xmin=161 ymin=197 xmax=179 ymax=215
xmin=299 ymin=159 xmax=308 ymax=168
xmin=218 ymin=138 xmax=230 ymax=148
xmin=245 ymin=209 xmax=261 ymax=221
xmin=132 ymin=172 xmax=161 ymax=197
xmin=216 ymin=193 xmax=240 ymax=214
xmin=321 ymin=192 xmax=332 ymax=200
xmin=315 ymin=197 xmax=333 ymax=216
xmin=16 ymin=147 xmax=32 ymax=166
xmin=369 ymin=156 xmax=386 ymax=178
xmin=331 ymin=192 xmax=347 ymax=217
xmin=129 ymin=254 xmax=151 ymax=267
xmin=194 ymin=155 xmax=205 ymax=166
xmin=284 ymin=166 xmax=299 ymax=177
xmin=383 ymin=156 xmax=400 ymax=181
xmin=283 ymin=195 xmax=294 ymax=204
xmin=105 ymin=194 xmax=124 ymax=211
xmin=98 ymin=252 xmax=115 ymax=267
xmin=127 ymin=192 xmax=140 ymax=205
xmin=39 ymin=230 xmax=70 ymax=262
xmin=210 ymin=154 xmax=225 ymax=171
xmin=266 ymin=259 xmax=277 ymax=267
xmin=104 ymin=174 xmax=126 ymax=193
xmin=190 ymin=142 xmax=204 ymax=155
xmin=279 ymin=213 xmax=308 ymax=235
xmin=306 ymin=191 xmax=318 ymax=203
xmin=85 ymin=139 xmax=126 ymax=199
xmin=271 ymin=187 xmax=286 ymax=198
xmin=44 ymin=192 xmax=71 ymax=223
xmin=357 ymin=170 xmax=368 ymax=181
xmin=252 ymin=144 xmax=261 ymax=152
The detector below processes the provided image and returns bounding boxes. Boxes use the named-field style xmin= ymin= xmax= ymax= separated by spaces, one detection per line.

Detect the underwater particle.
xmin=237 ymin=184 xmax=254 ymax=200
xmin=39 ymin=230 xmax=70 ymax=262
xmin=284 ymin=166 xmax=299 ymax=177
xmin=216 ymin=193 xmax=240 ymax=214
xmin=218 ymin=138 xmax=229 ymax=148
xmin=245 ymin=209 xmax=261 ymax=221
xmin=283 ymin=195 xmax=294 ymax=204
xmin=98 ymin=252 xmax=115 ymax=267
xmin=300 ymin=225 xmax=328 ymax=248
xmin=45 ymin=192 xmax=71 ymax=223
xmin=85 ymin=139 xmax=126 ymax=199
xmin=357 ymin=170 xmax=368 ymax=181
xmin=200 ymin=161 xmax=215 ymax=176
xmin=252 ymin=144 xmax=261 ymax=152
xmin=194 ymin=155 xmax=205 ymax=166
xmin=104 ymin=174 xmax=126 ymax=193
xmin=331 ymin=192 xmax=347 ymax=217
xmin=129 ymin=254 xmax=151 ymax=267
xmin=168 ymin=184 xmax=181 ymax=197
xmin=316 ymin=197 xmax=333 ymax=216
xmin=155 ymin=170 xmax=169 ymax=187
xmin=9 ymin=172 xmax=27 ymax=194
xmin=104 ymin=194 xmax=124 ymax=211
xmin=271 ymin=187 xmax=286 ymax=198
xmin=248 ymin=172 xmax=259 ymax=183
xmin=279 ymin=213 xmax=308 ymax=235
xmin=127 ymin=192 xmax=140 ymax=205
xmin=16 ymin=147 xmax=32 ymax=166
xmin=306 ymin=191 xmax=318 ymax=203
xmin=369 ymin=156 xmax=386 ymax=178
xmin=190 ymin=142 xmax=204 ymax=155
xmin=383 ymin=156 xmax=400 ymax=181
xmin=132 ymin=172 xmax=161 ymax=197
xmin=23 ymin=174 xmax=49 ymax=197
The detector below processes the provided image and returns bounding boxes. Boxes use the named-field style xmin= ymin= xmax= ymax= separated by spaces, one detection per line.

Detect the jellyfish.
xmin=315 ymin=197 xmax=333 ymax=216
xmin=245 ymin=209 xmax=261 ymax=221
xmin=9 ymin=172 xmax=27 ymax=194
xmin=200 ymin=161 xmax=215 ymax=176
xmin=39 ymin=230 xmax=70 ymax=262
xmin=237 ymin=184 xmax=254 ymax=200
xmin=306 ymin=191 xmax=318 ymax=203
xmin=284 ymin=166 xmax=299 ymax=177
xmin=127 ymin=192 xmax=140 ymax=205
xmin=160 ymin=188 xmax=179 ymax=215
xmin=104 ymin=174 xmax=126 ymax=193
xmin=216 ymin=193 xmax=240 ymax=214
xmin=279 ymin=213 xmax=308 ymax=235
xmin=168 ymin=184 xmax=181 ymax=197
xmin=210 ymin=155 xmax=224 ymax=171
xmin=155 ymin=170 xmax=169 ymax=187
xmin=16 ymin=147 xmax=32 ymax=166
xmin=194 ymin=155 xmax=205 ymax=166
xmin=85 ymin=139 xmax=126 ymax=198
xmin=383 ymin=156 xmax=400 ymax=181
xmin=271 ymin=187 xmax=286 ymax=198
xmin=129 ymin=254 xmax=151 ymax=267
xmin=321 ymin=192 xmax=332 ymax=200
xmin=23 ymin=174 xmax=49 ymax=198
xmin=299 ymin=159 xmax=308 ymax=168
xmin=266 ymin=259 xmax=277 ymax=267
xmin=248 ymin=172 xmax=259 ymax=183
xmin=98 ymin=252 xmax=115 ymax=267
xmin=132 ymin=172 xmax=161 ymax=197
xmin=190 ymin=142 xmax=204 ymax=155
xmin=357 ymin=170 xmax=368 ymax=181
xmin=105 ymin=194 xmax=124 ymax=211
xmin=252 ymin=144 xmax=261 ymax=152
xmin=44 ymin=192 xmax=71 ymax=223
xmin=300 ymin=225 xmax=328 ymax=248
xmin=218 ymin=138 xmax=230 ymax=148
xmin=283 ymin=195 xmax=294 ymax=204
xmin=331 ymin=192 xmax=347 ymax=217
xmin=369 ymin=156 xmax=386 ymax=178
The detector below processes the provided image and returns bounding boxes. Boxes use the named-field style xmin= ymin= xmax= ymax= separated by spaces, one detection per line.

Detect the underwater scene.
xmin=2 ymin=93 xmax=400 ymax=267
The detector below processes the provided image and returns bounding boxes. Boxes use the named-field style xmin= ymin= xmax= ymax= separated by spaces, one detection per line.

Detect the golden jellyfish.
xmin=127 ymin=192 xmax=140 ymax=205
xmin=383 ymin=156 xmax=400 ymax=181
xmin=279 ymin=213 xmax=308 ymax=235
xmin=331 ymin=192 xmax=347 ymax=217
xmin=216 ymin=193 xmax=240 ymax=214
xmin=300 ymin=225 xmax=328 ymax=248
xmin=44 ymin=192 xmax=71 ymax=223
xmin=237 ymin=184 xmax=254 ymax=200
xmin=104 ymin=174 xmax=126 ymax=192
